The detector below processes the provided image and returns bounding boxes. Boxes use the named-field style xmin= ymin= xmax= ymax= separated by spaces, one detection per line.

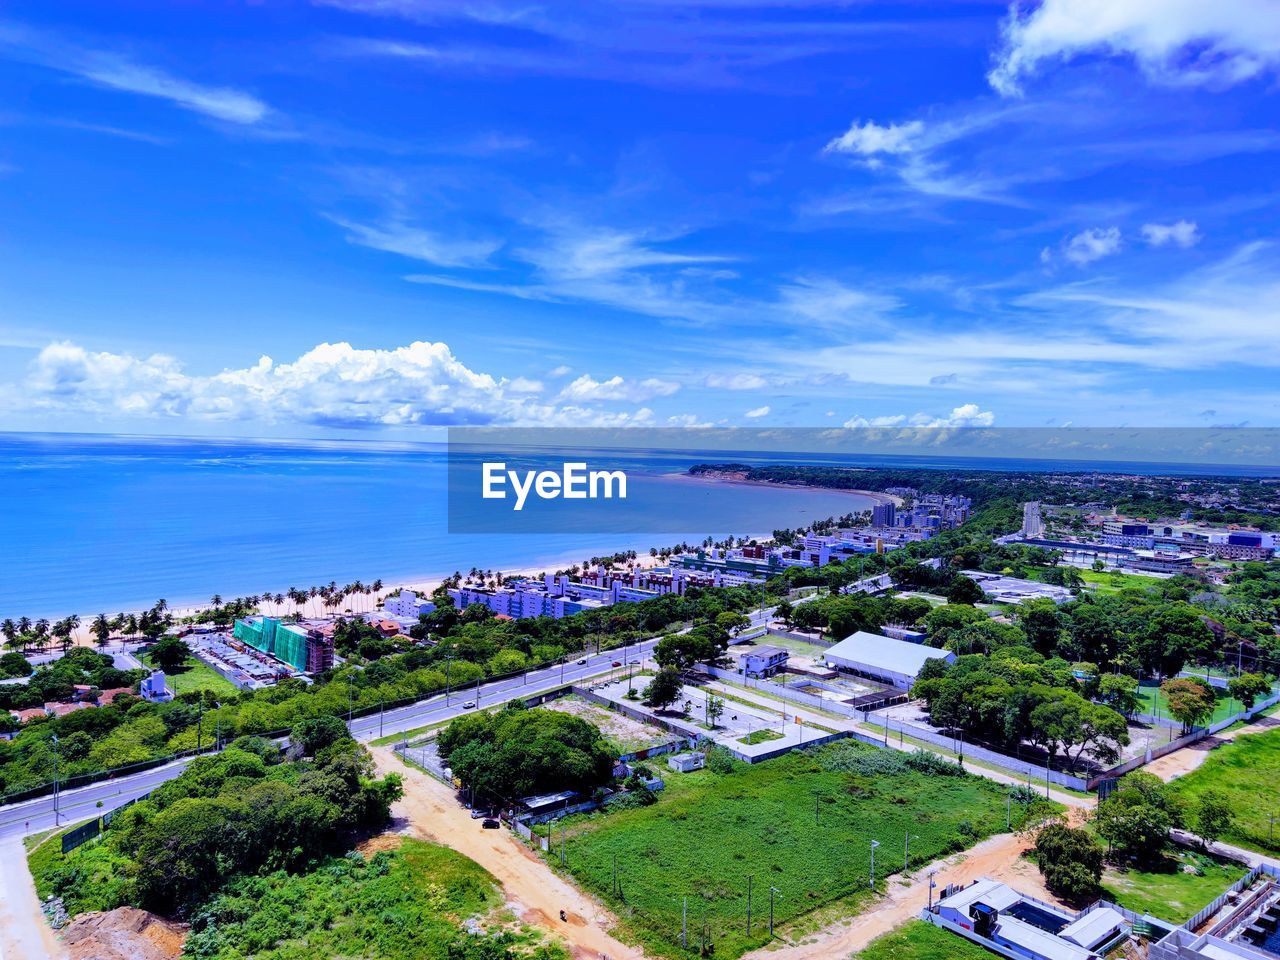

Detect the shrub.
xmin=1034 ymin=823 xmax=1102 ymax=899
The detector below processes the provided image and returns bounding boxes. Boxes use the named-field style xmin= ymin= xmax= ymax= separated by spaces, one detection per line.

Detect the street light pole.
xmin=445 ymin=655 xmax=454 ymax=704
xmin=905 ymin=833 xmax=918 ymax=871
xmin=51 ymin=734 xmax=60 ymax=825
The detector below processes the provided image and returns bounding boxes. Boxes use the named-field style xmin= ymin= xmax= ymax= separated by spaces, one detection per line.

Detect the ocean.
xmin=4 ymin=431 xmax=1277 ymax=620
xmin=0 ymin=434 xmax=878 ymax=619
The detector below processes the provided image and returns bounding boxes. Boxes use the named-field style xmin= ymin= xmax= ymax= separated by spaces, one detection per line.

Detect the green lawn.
xmin=548 ymin=742 xmax=1043 ymax=960
xmin=1076 ymin=568 xmax=1166 ymax=594
xmin=1102 ymin=850 xmax=1247 ymax=923
xmin=1167 ymin=727 xmax=1280 ymax=856
xmin=142 ymin=653 xmax=239 ymax=698
xmin=856 ymin=921 xmax=991 ymax=960
xmin=738 ymin=729 xmax=784 ymax=745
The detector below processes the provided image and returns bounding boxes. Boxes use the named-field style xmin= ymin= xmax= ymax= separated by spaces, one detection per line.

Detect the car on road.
xmin=576 ymin=657 xmax=587 ymax=664
xmin=482 ymin=818 xmax=500 ymax=829
xmin=611 ymin=660 xmax=622 ymax=667
xmin=463 ymin=700 xmax=477 ymax=709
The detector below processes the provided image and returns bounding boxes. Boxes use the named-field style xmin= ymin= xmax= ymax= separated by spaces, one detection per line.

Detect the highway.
xmin=0 ymin=637 xmax=660 ymax=840
xmin=0 ymin=597 xmax=790 ymax=840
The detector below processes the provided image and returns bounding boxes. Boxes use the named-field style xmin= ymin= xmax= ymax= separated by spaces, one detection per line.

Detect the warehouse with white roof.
xmin=823 ymin=631 xmax=955 ymax=690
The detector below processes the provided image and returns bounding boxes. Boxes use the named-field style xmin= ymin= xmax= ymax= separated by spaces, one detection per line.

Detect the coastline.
xmin=41 ymin=471 xmax=875 ymax=646
xmin=675 ymin=471 xmax=903 ymax=507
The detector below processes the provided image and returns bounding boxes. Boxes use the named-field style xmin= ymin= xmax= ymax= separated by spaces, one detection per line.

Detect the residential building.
xmin=871 ymin=502 xmax=896 ymax=527
xmin=383 ymin=589 xmax=436 ymax=619
xmin=140 ymin=670 xmax=172 ymax=702
xmin=738 ymin=645 xmax=789 ymax=678
xmin=667 ymin=752 xmax=706 ymax=773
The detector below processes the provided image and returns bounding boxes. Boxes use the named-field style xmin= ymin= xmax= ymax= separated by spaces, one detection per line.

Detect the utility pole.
xmin=379 ymin=698 xmax=385 ymax=738
xmin=746 ymin=875 xmax=753 ymax=935
xmin=927 ymin=871 xmax=937 ymax=912
xmin=682 ymin=897 xmax=688 ymax=949
xmin=445 ymin=655 xmax=454 ymax=704
xmin=1007 ymin=793 xmax=1012 ymax=830
xmin=769 ymin=887 xmax=778 ymax=938
xmin=197 ymin=697 xmax=204 ymax=752
xmin=869 ymin=839 xmax=880 ymax=889
xmin=905 ymin=832 xmax=917 ymax=871
xmin=51 ymin=734 xmax=60 ymax=825
xmin=613 ymin=853 xmax=619 ymax=896
xmin=815 ymin=793 xmax=820 ymax=826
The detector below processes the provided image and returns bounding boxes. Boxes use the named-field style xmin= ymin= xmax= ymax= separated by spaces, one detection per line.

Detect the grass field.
xmin=738 ymin=729 xmax=784 ymax=745
xmin=549 ymin=742 xmax=1043 ymax=960
xmin=1135 ymin=681 xmax=1242 ymax=726
xmin=142 ymin=653 xmax=239 ymax=698
xmin=856 ymin=921 xmax=991 ymax=960
xmin=1167 ymin=727 xmax=1280 ymax=856
xmin=1075 ymin=568 xmax=1166 ymax=594
xmin=1102 ymin=850 xmax=1247 ymax=923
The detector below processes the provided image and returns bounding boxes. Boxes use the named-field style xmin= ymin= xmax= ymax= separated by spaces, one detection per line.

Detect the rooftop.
xmin=824 ymin=631 xmax=953 ymax=676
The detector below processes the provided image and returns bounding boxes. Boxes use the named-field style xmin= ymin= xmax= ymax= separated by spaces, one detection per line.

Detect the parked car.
xmin=482 ymin=818 xmax=500 ymax=829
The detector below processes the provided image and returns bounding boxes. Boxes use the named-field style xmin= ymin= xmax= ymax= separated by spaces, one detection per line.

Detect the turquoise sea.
xmin=0 ymin=434 xmax=878 ymax=619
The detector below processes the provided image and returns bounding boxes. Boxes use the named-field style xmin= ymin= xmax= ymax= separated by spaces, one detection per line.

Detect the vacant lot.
xmin=855 ymin=921 xmax=990 ymax=960
xmin=550 ymin=742 xmax=1040 ymax=960
xmin=1167 ymin=727 xmax=1280 ymax=855
xmin=142 ymin=652 xmax=240 ymax=698
xmin=544 ymin=695 xmax=672 ymax=755
xmin=1102 ymin=850 xmax=1247 ymax=923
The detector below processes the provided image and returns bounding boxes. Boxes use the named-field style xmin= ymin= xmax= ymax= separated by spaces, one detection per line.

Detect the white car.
xmin=462 ymin=701 xmax=477 ymax=709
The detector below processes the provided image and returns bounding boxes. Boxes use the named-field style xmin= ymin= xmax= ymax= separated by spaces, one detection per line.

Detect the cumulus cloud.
xmin=556 ymin=374 xmax=681 ymax=403
xmin=15 ymin=340 xmax=658 ymax=428
xmin=844 ymin=404 xmax=995 ymax=429
xmin=1063 ymin=227 xmax=1122 ymax=266
xmin=823 ymin=119 xmax=924 ymax=163
xmin=744 ymin=405 xmax=770 ymax=419
xmin=989 ymin=0 xmax=1280 ymax=96
xmin=1142 ymin=220 xmax=1201 ymax=248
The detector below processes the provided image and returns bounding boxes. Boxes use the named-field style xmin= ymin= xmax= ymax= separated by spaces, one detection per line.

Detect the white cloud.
xmin=704 ymin=372 xmax=768 ymax=390
xmin=15 ymin=340 xmax=659 ymax=428
xmin=778 ymin=277 xmax=899 ymax=329
xmin=824 ymin=120 xmax=924 ymax=162
xmin=333 ymin=217 xmax=499 ymax=268
xmin=0 ymin=24 xmax=271 ymax=125
xmin=843 ymin=404 xmax=995 ymax=430
xmin=1063 ymin=227 xmax=1122 ymax=266
xmin=548 ymin=365 xmax=572 ymax=377
xmin=557 ymin=374 xmax=681 ymax=403
xmin=744 ymin=405 xmax=770 ymax=418
xmin=989 ymin=0 xmax=1280 ymax=96
xmin=79 ymin=60 xmax=270 ymax=125
xmin=1142 ymin=220 xmax=1201 ymax=248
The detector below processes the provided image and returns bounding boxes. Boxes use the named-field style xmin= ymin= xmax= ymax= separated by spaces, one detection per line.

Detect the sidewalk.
xmin=0 ymin=836 xmax=67 ymax=960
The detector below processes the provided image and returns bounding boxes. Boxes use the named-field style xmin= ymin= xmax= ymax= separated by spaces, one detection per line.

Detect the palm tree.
xmin=92 ymin=614 xmax=111 ymax=649
xmin=1 ymin=619 xmax=16 ymax=652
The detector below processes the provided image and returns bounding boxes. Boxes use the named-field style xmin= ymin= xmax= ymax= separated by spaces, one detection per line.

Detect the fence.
xmin=60 ymin=817 xmax=101 ymax=854
xmin=1185 ymin=863 xmax=1280 ymax=933
xmin=860 ymin=713 xmax=1094 ymax=792
xmin=703 ymin=665 xmax=867 ymax=717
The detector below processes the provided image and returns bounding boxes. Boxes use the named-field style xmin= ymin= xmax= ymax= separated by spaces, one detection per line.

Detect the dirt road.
xmin=0 ymin=836 xmax=67 ymax=960
xmin=371 ymin=746 xmax=646 ymax=960
xmin=1146 ymin=714 xmax=1280 ymax=782
xmin=742 ymin=808 xmax=1088 ymax=960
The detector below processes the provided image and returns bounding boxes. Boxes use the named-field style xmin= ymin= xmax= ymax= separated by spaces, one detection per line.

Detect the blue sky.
xmin=1 ymin=0 xmax=1278 ymax=437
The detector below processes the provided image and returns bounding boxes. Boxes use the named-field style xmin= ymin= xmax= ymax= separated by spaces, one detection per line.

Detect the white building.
xmin=823 ymin=631 xmax=955 ymax=690
xmin=383 ymin=589 xmax=436 ymax=619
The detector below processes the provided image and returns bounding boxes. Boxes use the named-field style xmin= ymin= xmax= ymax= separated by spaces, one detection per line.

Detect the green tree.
xmin=1227 ymin=673 xmax=1271 ymax=711
xmin=1194 ymin=791 xmax=1233 ymax=849
xmin=645 ymin=667 xmax=684 ymax=711
xmin=149 ymin=636 xmax=192 ymax=673
xmin=1034 ymin=823 xmax=1103 ymax=899
xmin=945 ymin=576 xmax=987 ymax=606
xmin=1161 ymin=677 xmax=1217 ymax=733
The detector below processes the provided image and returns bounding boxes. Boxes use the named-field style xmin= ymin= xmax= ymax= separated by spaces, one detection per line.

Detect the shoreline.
xmin=34 ymin=472 xmax=880 ymax=647
xmin=676 ymin=472 xmax=903 ymax=507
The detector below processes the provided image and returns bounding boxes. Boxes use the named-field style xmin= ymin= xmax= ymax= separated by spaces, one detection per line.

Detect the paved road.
xmin=0 ymin=638 xmax=659 ymax=840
